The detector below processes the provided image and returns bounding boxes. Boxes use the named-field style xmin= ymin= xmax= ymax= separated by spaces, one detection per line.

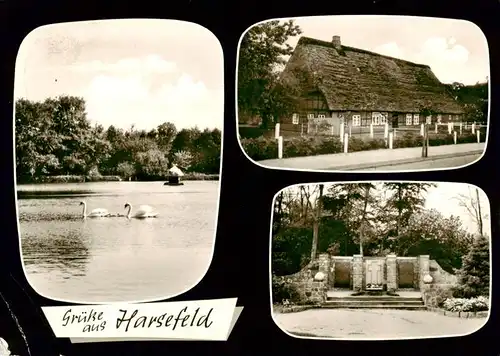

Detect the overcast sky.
xmin=262 ymin=15 xmax=489 ymax=86
xmin=14 ymin=19 xmax=224 ymax=131
xmin=279 ymin=182 xmax=491 ymax=237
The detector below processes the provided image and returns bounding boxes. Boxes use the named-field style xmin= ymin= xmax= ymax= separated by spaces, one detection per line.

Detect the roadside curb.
xmin=329 ymin=150 xmax=483 ymax=171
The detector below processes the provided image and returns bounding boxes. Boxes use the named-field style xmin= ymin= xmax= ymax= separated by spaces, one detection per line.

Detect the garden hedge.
xmin=241 ymin=131 xmax=486 ymax=161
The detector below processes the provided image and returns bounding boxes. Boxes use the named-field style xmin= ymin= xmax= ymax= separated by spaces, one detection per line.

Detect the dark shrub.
xmin=272 ymin=275 xmax=302 ymax=304
xmin=240 ymin=131 xmax=484 ymax=161
xmin=452 ymin=235 xmax=490 ymax=298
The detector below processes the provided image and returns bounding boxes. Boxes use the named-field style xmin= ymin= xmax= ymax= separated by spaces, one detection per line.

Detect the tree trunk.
xmin=476 ymin=188 xmax=483 ymax=236
xmin=359 ymin=185 xmax=371 ymax=256
xmin=310 ymin=184 xmax=324 ymax=261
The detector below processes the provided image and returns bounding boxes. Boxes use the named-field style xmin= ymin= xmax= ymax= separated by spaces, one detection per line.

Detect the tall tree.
xmin=381 ymin=183 xmax=437 ymax=251
xmin=453 ymin=186 xmax=488 ymax=236
xmin=310 ymin=184 xmax=324 ymax=261
xmin=238 ymin=20 xmax=302 ymax=128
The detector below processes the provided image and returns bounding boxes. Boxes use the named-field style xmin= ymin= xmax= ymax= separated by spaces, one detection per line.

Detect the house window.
xmin=426 ymin=116 xmax=432 ymax=124
xmin=318 ymin=114 xmax=326 ymax=118
xmin=406 ymin=114 xmax=412 ymax=125
xmin=413 ymin=114 xmax=419 ymax=125
xmin=292 ymin=113 xmax=299 ymax=125
xmin=307 ymin=113 xmax=314 ymax=119
xmin=449 ymin=114 xmax=453 ymax=121
xmin=437 ymin=114 xmax=442 ymax=123
xmin=352 ymin=115 xmax=361 ymax=127
xmin=372 ymin=112 xmax=386 ymax=125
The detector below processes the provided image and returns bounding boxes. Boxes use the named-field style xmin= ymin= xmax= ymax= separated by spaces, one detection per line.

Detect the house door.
xmin=365 ymin=260 xmax=384 ymax=290
xmin=391 ymin=114 xmax=399 ymax=128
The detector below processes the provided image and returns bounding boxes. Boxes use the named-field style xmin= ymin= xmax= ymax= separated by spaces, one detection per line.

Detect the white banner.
xmin=41 ymin=298 xmax=242 ymax=342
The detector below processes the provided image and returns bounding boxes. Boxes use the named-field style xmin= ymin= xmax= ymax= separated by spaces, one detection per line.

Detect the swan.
xmin=124 ymin=203 xmax=159 ymax=219
xmin=79 ymin=201 xmax=109 ymax=218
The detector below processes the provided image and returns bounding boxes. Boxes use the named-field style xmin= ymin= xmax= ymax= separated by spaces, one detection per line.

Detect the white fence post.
xmin=472 ymin=123 xmax=476 ymax=134
xmin=343 ymin=133 xmax=349 ymax=153
xmin=459 ymin=122 xmax=463 ymax=135
xmin=349 ymin=124 xmax=352 ymax=137
xmin=453 ymin=131 xmax=457 ymax=144
xmin=477 ymin=130 xmax=480 ymax=143
xmin=384 ymin=123 xmax=389 ymax=139
xmin=420 ymin=123 xmax=424 ymax=136
xmin=370 ymin=124 xmax=374 ymax=138
xmin=448 ymin=122 xmax=452 ymax=134
xmin=331 ymin=125 xmax=334 ymax=136
xmin=277 ymin=136 xmax=283 ymax=159
xmin=340 ymin=124 xmax=345 ymax=143
xmin=389 ymin=132 xmax=393 ymax=149
xmin=435 ymin=123 xmax=438 ymax=133
xmin=275 ymin=123 xmax=280 ymax=139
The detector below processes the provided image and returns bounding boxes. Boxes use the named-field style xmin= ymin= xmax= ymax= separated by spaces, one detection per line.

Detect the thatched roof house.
xmin=280 ymin=35 xmax=465 ymax=131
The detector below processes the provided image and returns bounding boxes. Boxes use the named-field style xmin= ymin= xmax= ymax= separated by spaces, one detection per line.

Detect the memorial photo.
xmin=271 ymin=181 xmax=491 ymax=339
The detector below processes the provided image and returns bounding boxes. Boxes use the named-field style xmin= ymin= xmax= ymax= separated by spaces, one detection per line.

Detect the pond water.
xmin=16 ymin=181 xmax=218 ymax=303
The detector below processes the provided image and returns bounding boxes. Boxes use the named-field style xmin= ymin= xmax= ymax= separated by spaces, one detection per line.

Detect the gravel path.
xmin=274 ymin=309 xmax=486 ymax=339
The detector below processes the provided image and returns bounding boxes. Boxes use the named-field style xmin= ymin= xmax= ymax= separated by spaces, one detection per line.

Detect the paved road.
xmin=355 ymin=153 xmax=481 ymax=171
xmin=273 ymin=309 xmax=486 ymax=339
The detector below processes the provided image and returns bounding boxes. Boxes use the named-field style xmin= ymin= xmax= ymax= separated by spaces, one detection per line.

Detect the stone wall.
xmin=429 ymin=259 xmax=458 ymax=285
xmin=396 ymin=257 xmax=418 ymax=289
xmin=421 ymin=260 xmax=458 ymax=307
xmin=278 ymin=254 xmax=449 ymax=304
xmin=331 ymin=256 xmax=353 ymax=288
xmin=276 ymin=260 xmax=328 ymax=304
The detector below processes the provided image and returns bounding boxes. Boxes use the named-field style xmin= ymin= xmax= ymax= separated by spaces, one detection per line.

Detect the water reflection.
xmin=21 ymin=224 xmax=91 ymax=278
xmin=17 ymin=181 xmax=218 ymax=303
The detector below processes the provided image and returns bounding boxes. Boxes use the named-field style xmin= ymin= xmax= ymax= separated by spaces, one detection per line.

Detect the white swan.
xmin=124 ymin=203 xmax=159 ymax=219
xmin=80 ymin=201 xmax=109 ymax=218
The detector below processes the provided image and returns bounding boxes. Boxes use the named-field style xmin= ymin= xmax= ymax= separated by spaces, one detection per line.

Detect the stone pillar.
xmin=386 ymin=254 xmax=397 ymax=291
xmin=330 ymin=258 xmax=336 ymax=288
xmin=352 ymin=255 xmax=363 ymax=291
xmin=413 ymin=257 xmax=419 ymax=289
xmin=318 ymin=254 xmax=330 ymax=285
xmin=419 ymin=255 xmax=430 ymax=291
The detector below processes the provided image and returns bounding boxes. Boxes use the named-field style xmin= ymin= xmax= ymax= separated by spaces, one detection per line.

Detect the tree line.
xmin=15 ymin=96 xmax=221 ymax=183
xmin=238 ymin=21 xmax=489 ymax=129
xmin=273 ymin=182 xmax=487 ymax=276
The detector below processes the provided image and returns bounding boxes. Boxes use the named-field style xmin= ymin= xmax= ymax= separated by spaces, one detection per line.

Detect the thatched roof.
xmin=167 ymin=165 xmax=184 ymax=177
xmin=281 ymin=36 xmax=464 ymax=114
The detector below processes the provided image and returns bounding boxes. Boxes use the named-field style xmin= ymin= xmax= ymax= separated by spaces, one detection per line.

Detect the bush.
xmin=182 ymin=173 xmax=219 ymax=181
xmin=443 ymin=296 xmax=489 ymax=312
xmin=31 ymin=175 xmax=122 ymax=183
xmin=240 ymin=131 xmax=485 ymax=161
xmin=453 ymin=235 xmax=489 ymax=298
xmin=272 ymin=275 xmax=302 ymax=304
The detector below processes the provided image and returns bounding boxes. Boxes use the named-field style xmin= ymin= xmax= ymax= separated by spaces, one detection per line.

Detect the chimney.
xmin=332 ymin=35 xmax=341 ymax=48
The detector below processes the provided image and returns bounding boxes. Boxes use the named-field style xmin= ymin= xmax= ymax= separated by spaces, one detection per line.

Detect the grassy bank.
xmin=20 ymin=172 xmax=219 ymax=184
xmin=241 ymin=131 xmax=486 ymax=161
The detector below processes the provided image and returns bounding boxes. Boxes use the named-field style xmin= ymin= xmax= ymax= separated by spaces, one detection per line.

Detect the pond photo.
xmin=14 ymin=19 xmax=223 ymax=303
